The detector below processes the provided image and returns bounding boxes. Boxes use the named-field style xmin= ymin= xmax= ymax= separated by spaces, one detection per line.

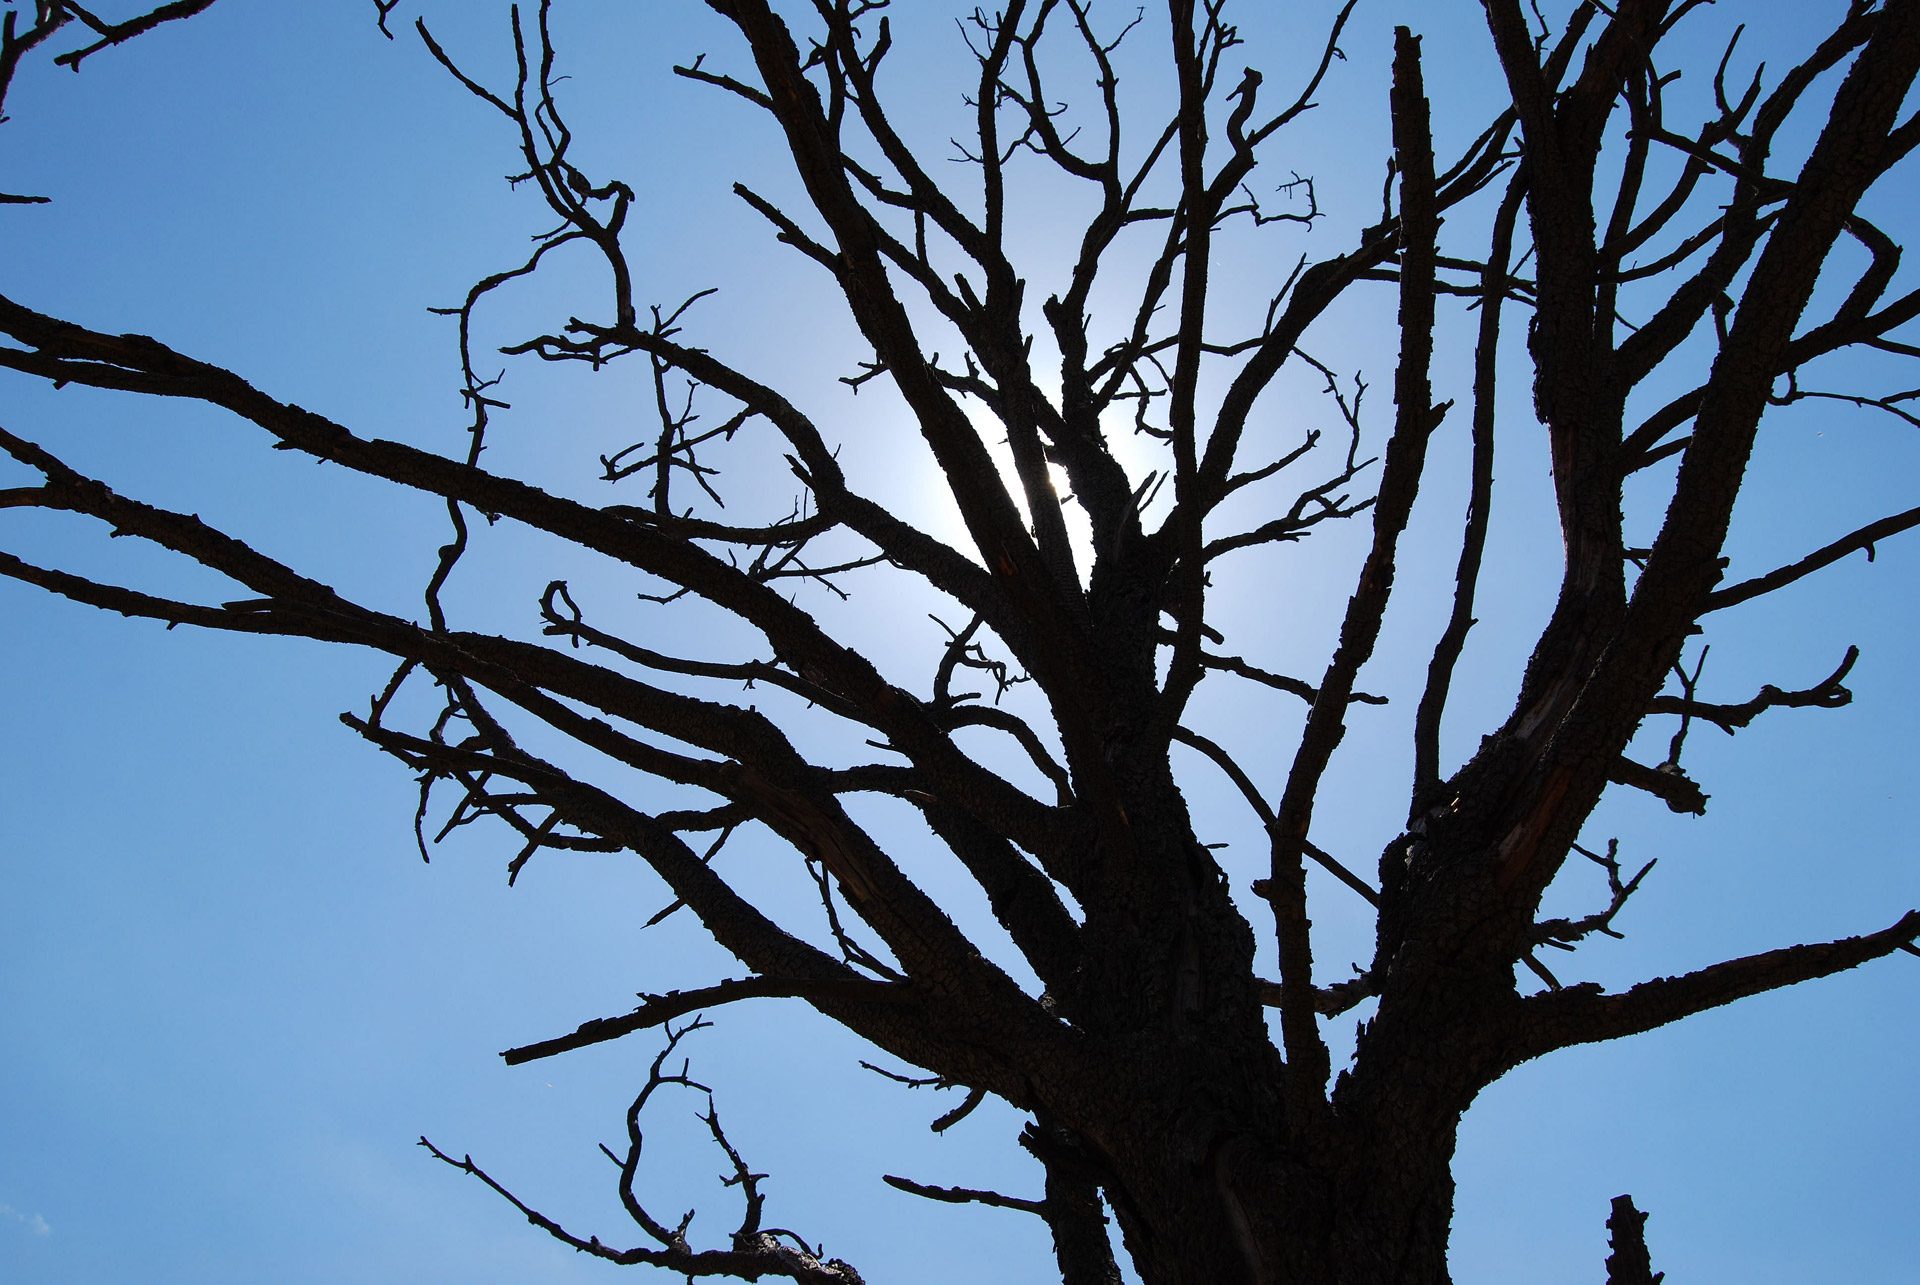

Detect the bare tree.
xmin=3 ymin=1 xmax=1918 ymax=1282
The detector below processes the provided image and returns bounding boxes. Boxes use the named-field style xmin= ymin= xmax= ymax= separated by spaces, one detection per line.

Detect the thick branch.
xmin=1491 ymin=1 xmax=1920 ymax=901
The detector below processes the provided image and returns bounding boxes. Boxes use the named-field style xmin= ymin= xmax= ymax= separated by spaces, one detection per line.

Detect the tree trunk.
xmin=1083 ymin=1106 xmax=1463 ymax=1285
xmin=1022 ymin=775 xmax=1473 ymax=1285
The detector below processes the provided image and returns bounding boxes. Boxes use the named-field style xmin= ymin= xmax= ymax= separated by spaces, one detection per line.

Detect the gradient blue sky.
xmin=2 ymin=3 xmax=1916 ymax=1282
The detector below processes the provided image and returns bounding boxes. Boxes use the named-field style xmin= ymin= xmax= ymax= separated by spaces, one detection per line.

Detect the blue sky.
xmin=1 ymin=2 xmax=1916 ymax=1282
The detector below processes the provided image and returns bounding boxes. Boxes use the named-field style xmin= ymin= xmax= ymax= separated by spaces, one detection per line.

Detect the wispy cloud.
xmin=0 ymin=1204 xmax=51 ymax=1237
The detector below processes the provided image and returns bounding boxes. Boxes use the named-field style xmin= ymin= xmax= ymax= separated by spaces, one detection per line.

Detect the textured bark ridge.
xmin=3 ymin=1 xmax=1919 ymax=1282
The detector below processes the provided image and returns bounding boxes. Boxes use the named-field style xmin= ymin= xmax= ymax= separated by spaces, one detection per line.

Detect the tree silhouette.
xmin=2 ymin=1 xmax=1917 ymax=1282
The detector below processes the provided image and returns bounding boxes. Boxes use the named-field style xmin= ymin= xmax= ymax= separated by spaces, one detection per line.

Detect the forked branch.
xmin=426 ymin=1021 xmax=869 ymax=1282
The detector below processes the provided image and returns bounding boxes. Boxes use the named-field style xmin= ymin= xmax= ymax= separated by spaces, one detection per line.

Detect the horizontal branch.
xmin=1507 ymin=909 xmax=1920 ymax=1066
xmin=1708 ymin=506 xmax=1920 ymax=611
xmin=1258 ymin=972 xmax=1379 ymax=1017
xmin=1195 ymin=647 xmax=1387 ymax=706
xmin=881 ymin=1174 xmax=1045 ymax=1216
xmin=501 ymin=975 xmax=909 ymax=1065
xmin=1606 ymin=757 xmax=1708 ymax=816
